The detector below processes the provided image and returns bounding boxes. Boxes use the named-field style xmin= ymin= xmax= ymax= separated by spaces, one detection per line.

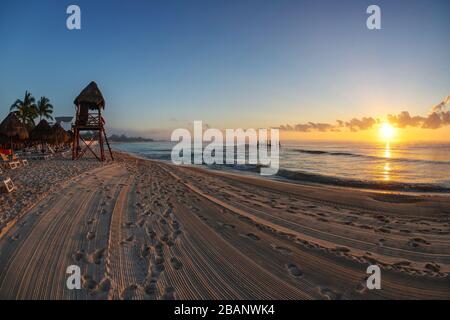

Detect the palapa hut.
xmin=50 ymin=123 xmax=70 ymax=147
xmin=66 ymin=129 xmax=74 ymax=144
xmin=0 ymin=112 xmax=29 ymax=154
xmin=30 ymin=119 xmax=52 ymax=144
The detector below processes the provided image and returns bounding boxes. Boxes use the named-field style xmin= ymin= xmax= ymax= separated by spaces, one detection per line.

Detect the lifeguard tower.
xmin=72 ymin=81 xmax=113 ymax=162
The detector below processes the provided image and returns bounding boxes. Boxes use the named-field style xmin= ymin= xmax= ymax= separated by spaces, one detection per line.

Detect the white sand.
xmin=0 ymin=152 xmax=449 ymax=299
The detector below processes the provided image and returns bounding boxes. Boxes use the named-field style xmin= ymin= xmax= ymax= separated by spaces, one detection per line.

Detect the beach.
xmin=0 ymin=152 xmax=449 ymax=299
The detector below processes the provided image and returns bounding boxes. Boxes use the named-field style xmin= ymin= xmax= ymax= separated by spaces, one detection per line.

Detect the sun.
xmin=379 ymin=122 xmax=396 ymax=142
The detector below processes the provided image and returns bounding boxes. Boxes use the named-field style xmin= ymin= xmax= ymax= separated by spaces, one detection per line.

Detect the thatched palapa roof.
xmin=30 ymin=119 xmax=52 ymax=142
xmin=0 ymin=112 xmax=29 ymax=141
xmin=50 ymin=123 xmax=70 ymax=144
xmin=66 ymin=129 xmax=74 ymax=143
xmin=74 ymin=81 xmax=105 ymax=109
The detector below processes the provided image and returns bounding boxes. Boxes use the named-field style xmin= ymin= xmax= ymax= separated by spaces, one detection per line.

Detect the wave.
xmin=202 ymin=163 xmax=450 ymax=192
xmin=293 ymin=149 xmax=450 ymax=165
xmin=294 ymin=149 xmax=357 ymax=156
xmin=274 ymin=169 xmax=450 ymax=193
xmin=119 ymin=148 xmax=450 ymax=192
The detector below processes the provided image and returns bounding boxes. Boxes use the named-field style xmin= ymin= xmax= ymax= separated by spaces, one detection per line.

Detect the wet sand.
xmin=0 ymin=152 xmax=449 ymax=299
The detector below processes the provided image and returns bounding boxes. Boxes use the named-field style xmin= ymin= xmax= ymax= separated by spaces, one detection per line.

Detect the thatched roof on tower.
xmin=0 ymin=112 xmax=29 ymax=141
xmin=74 ymin=81 xmax=105 ymax=109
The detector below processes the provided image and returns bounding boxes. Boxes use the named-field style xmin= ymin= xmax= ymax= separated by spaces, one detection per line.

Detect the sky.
xmin=0 ymin=0 xmax=449 ymax=141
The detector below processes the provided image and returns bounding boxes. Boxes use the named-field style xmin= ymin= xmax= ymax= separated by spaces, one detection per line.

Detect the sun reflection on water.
xmin=383 ymin=143 xmax=391 ymax=181
xmin=383 ymin=162 xmax=391 ymax=181
xmin=384 ymin=142 xmax=391 ymax=158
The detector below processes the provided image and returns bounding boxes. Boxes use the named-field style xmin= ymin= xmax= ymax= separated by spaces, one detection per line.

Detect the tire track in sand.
xmin=0 ymin=164 xmax=129 ymax=299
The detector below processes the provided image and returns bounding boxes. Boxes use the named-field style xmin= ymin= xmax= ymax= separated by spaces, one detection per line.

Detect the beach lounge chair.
xmin=12 ymin=154 xmax=28 ymax=166
xmin=0 ymin=169 xmax=15 ymax=193
xmin=2 ymin=177 xmax=15 ymax=193
xmin=1 ymin=154 xmax=20 ymax=170
xmin=20 ymin=153 xmax=51 ymax=161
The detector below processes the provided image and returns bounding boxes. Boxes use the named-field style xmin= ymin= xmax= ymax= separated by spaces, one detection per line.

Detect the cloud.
xmin=280 ymin=94 xmax=450 ymax=132
xmin=387 ymin=112 xmax=423 ymax=128
xmin=431 ymin=94 xmax=450 ymax=112
xmin=388 ymin=95 xmax=450 ymax=130
xmin=280 ymin=122 xmax=340 ymax=132
xmin=345 ymin=117 xmax=377 ymax=132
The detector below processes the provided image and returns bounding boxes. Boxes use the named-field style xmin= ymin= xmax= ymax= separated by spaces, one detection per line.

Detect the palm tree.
xmin=10 ymin=91 xmax=38 ymax=127
xmin=36 ymin=96 xmax=54 ymax=121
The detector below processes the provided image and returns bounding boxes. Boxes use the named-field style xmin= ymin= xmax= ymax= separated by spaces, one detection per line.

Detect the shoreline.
xmin=115 ymin=149 xmax=450 ymax=195
xmin=0 ymin=152 xmax=449 ymax=299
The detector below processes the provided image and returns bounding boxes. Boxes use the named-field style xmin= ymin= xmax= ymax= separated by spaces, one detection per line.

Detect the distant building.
xmin=54 ymin=116 xmax=74 ymax=131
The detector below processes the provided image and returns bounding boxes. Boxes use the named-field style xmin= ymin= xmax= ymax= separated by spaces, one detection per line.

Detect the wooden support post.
xmin=72 ymin=98 xmax=113 ymax=162
xmin=103 ymin=127 xmax=114 ymax=161
xmin=78 ymin=135 xmax=101 ymax=162
xmin=98 ymin=109 xmax=105 ymax=161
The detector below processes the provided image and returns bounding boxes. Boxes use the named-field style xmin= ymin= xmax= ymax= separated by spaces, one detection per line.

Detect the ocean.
xmin=112 ymin=141 xmax=450 ymax=193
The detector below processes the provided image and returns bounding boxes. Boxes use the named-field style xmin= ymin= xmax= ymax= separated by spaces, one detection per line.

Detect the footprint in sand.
xmin=377 ymin=227 xmax=391 ymax=234
xmin=238 ymin=216 xmax=252 ymax=223
xmin=354 ymin=277 xmax=368 ymax=294
xmin=121 ymin=284 xmax=138 ymax=300
xmin=9 ymin=233 xmax=20 ymax=241
xmin=146 ymin=228 xmax=157 ymax=239
xmin=170 ymin=257 xmax=183 ymax=270
xmin=123 ymin=221 xmax=134 ymax=228
xmin=144 ymin=280 xmax=158 ymax=297
xmin=240 ymin=233 xmax=260 ymax=241
xmin=318 ymin=287 xmax=342 ymax=300
xmin=141 ymin=245 xmax=151 ymax=258
xmin=136 ymin=218 xmax=146 ymax=227
xmin=408 ymin=237 xmax=431 ymax=248
xmin=97 ymin=278 xmax=111 ymax=293
xmin=82 ymin=275 xmax=98 ymax=290
xmin=152 ymin=257 xmax=165 ymax=274
xmin=393 ymin=260 xmax=411 ymax=267
xmin=270 ymin=244 xmax=292 ymax=255
xmin=154 ymin=242 xmax=164 ymax=256
xmin=172 ymin=229 xmax=183 ymax=238
xmin=162 ymin=286 xmax=175 ymax=300
xmin=424 ymin=262 xmax=440 ymax=273
xmin=333 ymin=246 xmax=351 ymax=256
xmin=286 ymin=263 xmax=303 ymax=278
xmin=171 ymin=220 xmax=180 ymax=230
xmin=73 ymin=250 xmax=87 ymax=263
xmin=90 ymin=248 xmax=106 ymax=264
